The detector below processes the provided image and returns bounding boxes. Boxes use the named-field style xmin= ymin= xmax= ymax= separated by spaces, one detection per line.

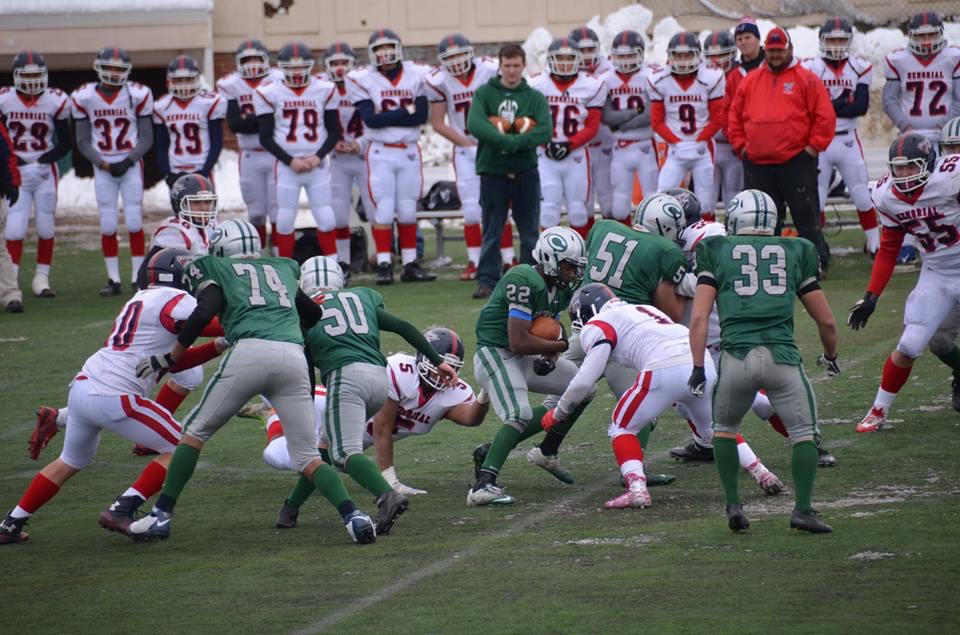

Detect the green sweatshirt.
xmin=467 ymin=76 xmax=552 ymax=175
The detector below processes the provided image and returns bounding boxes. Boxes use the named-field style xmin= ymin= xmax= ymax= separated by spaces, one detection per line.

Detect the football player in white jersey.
xmin=529 ymin=37 xmax=607 ymax=239
xmin=0 ymin=51 xmax=71 ymax=298
xmin=601 ymin=30 xmax=659 ymax=224
xmin=849 ymin=133 xmax=960 ymax=433
xmin=650 ymin=32 xmax=725 ymax=220
xmin=323 ymin=42 xmax=369 ymax=274
xmin=571 ymin=26 xmax=616 ymax=220
xmin=802 ymin=17 xmax=880 ymax=254
xmin=154 ymin=55 xmax=225 ymax=189
xmin=0 ymin=249 xmax=227 ymax=545
xmin=71 ymin=47 xmax=154 ymax=296
xmin=541 ymin=284 xmax=782 ymax=509
xmin=426 ymin=34 xmax=499 ymax=280
xmin=347 ymin=28 xmax=435 ymax=285
xmin=217 ymin=39 xmax=283 ymax=249
xmin=703 ymin=31 xmax=744 ymax=209
xmin=254 ymin=42 xmax=341 ymax=260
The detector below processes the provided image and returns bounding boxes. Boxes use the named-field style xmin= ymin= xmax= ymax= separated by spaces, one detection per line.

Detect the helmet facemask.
xmin=439 ymin=45 xmax=474 ymax=76
xmin=168 ymin=70 xmax=200 ymax=100
xmin=819 ymin=33 xmax=851 ymax=61
xmin=237 ymin=50 xmax=270 ymax=79
xmin=417 ymin=353 xmax=463 ymax=391
xmin=889 ymin=157 xmax=930 ymax=193
xmin=95 ymin=59 xmax=131 ymax=86
xmin=14 ymin=65 xmax=47 ymax=95
xmin=280 ymin=58 xmax=314 ymax=88
xmin=325 ymin=54 xmax=355 ymax=81
xmin=611 ymin=46 xmax=643 ymax=73
xmin=370 ymin=41 xmax=402 ymax=67
xmin=548 ymin=50 xmax=581 ymax=77
xmin=909 ymin=25 xmax=944 ymax=57
xmin=179 ymin=191 xmax=219 ymax=229
xmin=668 ymin=47 xmax=700 ymax=75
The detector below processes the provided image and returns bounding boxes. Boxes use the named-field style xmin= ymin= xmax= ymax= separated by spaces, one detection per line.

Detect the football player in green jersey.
xmin=468 ymin=226 xmax=593 ymax=506
xmin=688 ymin=190 xmax=840 ymax=534
xmin=128 ymin=220 xmax=380 ymax=545
xmin=277 ymin=273 xmax=458 ymax=535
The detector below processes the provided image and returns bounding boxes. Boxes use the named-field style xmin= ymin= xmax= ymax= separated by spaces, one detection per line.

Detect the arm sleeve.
xmin=37 ymin=117 xmax=73 ymax=164
xmin=568 ymin=108 xmax=602 ymax=149
xmin=556 ymin=343 xmax=609 ymax=418
xmin=200 ymin=118 xmax=223 ymax=176
xmin=316 ymin=109 xmax=341 ymax=160
xmin=295 ymin=289 xmax=325 ymax=330
xmin=696 ymin=97 xmax=726 ymax=142
xmin=124 ymin=116 xmax=154 ymax=163
xmin=866 ymin=225 xmax=906 ymax=297
xmin=882 ymin=81 xmax=909 ymax=130
xmin=650 ymin=101 xmax=681 ymax=144
xmin=74 ymin=118 xmax=105 ymax=166
xmin=176 ymin=284 xmax=223 ymax=347
xmin=355 ymin=99 xmax=411 ymax=129
xmin=376 ymin=307 xmax=443 ymax=365
xmin=225 ymin=99 xmax=259 ymax=134
xmin=833 ymin=83 xmax=870 ymax=118
xmin=153 ymin=123 xmax=170 ymax=175
xmin=257 ymin=114 xmax=294 ymax=165
xmin=169 ymin=340 xmax=221 ymax=372
xmin=397 ymin=95 xmax=428 ymax=126
xmin=200 ymin=316 xmax=224 ymax=337
xmin=602 ymin=98 xmax=635 ymax=128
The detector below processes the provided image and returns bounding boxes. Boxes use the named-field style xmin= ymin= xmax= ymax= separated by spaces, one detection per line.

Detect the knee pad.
xmin=396 ymin=200 xmax=417 ymax=225
xmin=540 ymin=204 xmax=560 ymax=228
xmin=896 ymin=324 xmax=928 ymax=360
xmin=99 ymin=215 xmax=119 ymax=236
xmin=168 ymin=366 xmax=203 ymax=392
xmin=373 ymin=199 xmax=395 ymax=225
xmin=262 ymin=437 xmax=293 ymax=471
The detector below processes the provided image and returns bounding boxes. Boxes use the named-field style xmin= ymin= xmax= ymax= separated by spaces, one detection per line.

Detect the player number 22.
xmin=731 ymin=244 xmax=787 ymax=297
xmin=233 ymin=263 xmax=292 ymax=308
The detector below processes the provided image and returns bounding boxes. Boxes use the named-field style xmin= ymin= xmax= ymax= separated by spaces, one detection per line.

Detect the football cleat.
xmin=31 ymin=273 xmax=55 ymax=298
xmin=790 ymin=508 xmax=833 ymax=533
xmin=856 ymin=406 xmax=890 ymax=433
xmin=526 ymin=446 xmax=575 ymax=484
xmin=750 ymin=465 xmax=785 ymax=495
xmin=604 ymin=475 xmax=651 ymax=509
xmin=472 ymin=285 xmax=493 ymax=300
xmin=400 ymin=261 xmax=437 ymax=282
xmin=344 ymin=510 xmax=376 ymax=544
xmin=127 ymin=508 xmax=172 ymax=542
xmin=99 ymin=280 xmax=122 ymax=297
xmin=466 ymin=483 xmax=515 ymax=507
xmin=670 ymin=441 xmax=714 ymax=462
xmin=622 ymin=472 xmax=676 ymax=487
xmin=817 ymin=445 xmax=837 ymax=468
xmin=29 ymin=406 xmax=60 ymax=460
xmin=726 ymin=502 xmax=750 ymax=532
xmin=276 ymin=501 xmax=299 ymax=529
xmin=472 ymin=442 xmax=490 ymax=480
xmin=375 ymin=262 xmax=394 ymax=285
xmin=502 ymin=258 xmax=519 ymax=274
xmin=5 ymin=300 xmax=24 ymax=313
xmin=459 ymin=262 xmax=478 ymax=281
xmin=98 ymin=496 xmax=141 ymax=535
xmin=952 ymin=375 xmax=960 ymax=413
xmin=374 ymin=489 xmax=409 ymax=535
xmin=0 ymin=511 xmax=29 ymax=545
xmin=896 ymin=245 xmax=918 ymax=266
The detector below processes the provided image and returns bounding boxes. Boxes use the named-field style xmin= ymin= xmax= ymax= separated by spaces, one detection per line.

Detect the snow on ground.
xmin=0 ymin=0 xmax=212 ymax=14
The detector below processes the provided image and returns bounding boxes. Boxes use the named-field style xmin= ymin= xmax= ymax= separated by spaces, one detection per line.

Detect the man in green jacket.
xmin=467 ymin=43 xmax=552 ymax=299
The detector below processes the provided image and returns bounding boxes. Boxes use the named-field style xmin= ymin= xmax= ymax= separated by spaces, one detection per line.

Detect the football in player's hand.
xmin=488 ymin=116 xmax=512 ymax=134
xmin=529 ymin=316 xmax=562 ymax=340
xmin=513 ymin=116 xmax=537 ymax=134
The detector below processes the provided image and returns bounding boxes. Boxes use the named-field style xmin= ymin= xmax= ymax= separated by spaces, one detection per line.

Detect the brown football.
xmin=513 ymin=116 xmax=537 ymax=134
xmin=529 ymin=315 xmax=562 ymax=340
xmin=487 ymin=115 xmax=512 ymax=134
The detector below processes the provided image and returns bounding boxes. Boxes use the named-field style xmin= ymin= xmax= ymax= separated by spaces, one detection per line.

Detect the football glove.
xmin=2 ymin=185 xmax=18 ymax=206
xmin=135 ymin=352 xmax=176 ymax=378
xmin=382 ymin=466 xmax=427 ymax=495
xmin=540 ymin=407 xmax=563 ymax=431
xmin=475 ymin=388 xmax=490 ymax=405
xmin=687 ymin=365 xmax=707 ymax=398
xmin=533 ymin=355 xmax=556 ymax=376
xmin=108 ymin=158 xmax=135 ymax=178
xmin=817 ymin=353 xmax=841 ymax=377
xmin=545 ymin=141 xmax=571 ymax=161
xmin=847 ymin=292 xmax=878 ymax=330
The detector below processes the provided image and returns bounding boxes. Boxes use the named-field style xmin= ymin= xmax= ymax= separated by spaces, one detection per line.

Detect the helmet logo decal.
xmin=547 ymin=233 xmax=568 ymax=251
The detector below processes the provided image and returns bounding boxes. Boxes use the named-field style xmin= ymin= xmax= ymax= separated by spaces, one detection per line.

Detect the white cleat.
xmin=857 ymin=406 xmax=890 ymax=433
xmin=526 ymin=446 xmax=574 ymax=484
xmin=604 ymin=475 xmax=651 ymax=509
xmin=750 ymin=464 xmax=784 ymax=495
xmin=31 ymin=273 xmax=55 ymax=298
xmin=466 ymin=483 xmax=515 ymax=507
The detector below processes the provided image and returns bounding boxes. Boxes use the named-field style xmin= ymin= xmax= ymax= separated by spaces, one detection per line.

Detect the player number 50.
xmin=322 ymin=292 xmax=370 ymax=336
xmin=731 ymin=244 xmax=787 ymax=297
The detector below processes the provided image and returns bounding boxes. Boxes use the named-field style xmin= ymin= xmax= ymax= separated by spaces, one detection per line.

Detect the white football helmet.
xmin=633 ymin=193 xmax=686 ymax=243
xmin=300 ymin=255 xmax=344 ymax=296
xmin=533 ymin=226 xmax=587 ymax=292
xmin=725 ymin=190 xmax=778 ymax=236
xmin=209 ymin=219 xmax=262 ymax=258
xmin=939 ymin=116 xmax=960 ymax=155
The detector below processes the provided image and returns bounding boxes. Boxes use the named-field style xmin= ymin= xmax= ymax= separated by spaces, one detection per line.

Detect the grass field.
xmin=2 ymin=222 xmax=959 ymax=634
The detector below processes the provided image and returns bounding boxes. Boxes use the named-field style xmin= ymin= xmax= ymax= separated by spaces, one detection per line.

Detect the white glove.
xmin=382 ymin=466 xmax=427 ymax=495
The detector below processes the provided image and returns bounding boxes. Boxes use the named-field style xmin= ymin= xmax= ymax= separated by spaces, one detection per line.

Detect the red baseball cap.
xmin=765 ymin=27 xmax=791 ymax=50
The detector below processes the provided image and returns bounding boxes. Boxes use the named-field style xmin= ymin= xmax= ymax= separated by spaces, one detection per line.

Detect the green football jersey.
xmin=583 ymin=219 xmax=688 ymax=305
xmin=695 ymin=235 xmax=820 ymax=365
xmin=475 ymin=264 xmax=572 ymax=350
xmin=303 ymin=287 xmax=387 ymax=380
xmin=185 ymin=255 xmax=302 ymax=345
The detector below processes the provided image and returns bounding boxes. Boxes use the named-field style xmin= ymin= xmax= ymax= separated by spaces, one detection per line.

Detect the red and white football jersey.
xmin=647 ymin=66 xmax=725 ymax=143
xmin=253 ymin=77 xmax=337 ymax=156
xmin=580 ymin=301 xmax=695 ymax=371
xmin=153 ymin=91 xmax=226 ymax=173
xmin=873 ymin=154 xmax=960 ymax=275
xmin=425 ymin=57 xmax=498 ymax=140
xmin=885 ymin=46 xmax=960 ymax=136
xmin=70 ymin=81 xmax=153 ymax=160
xmin=216 ymin=68 xmax=284 ymax=151
xmin=363 ymin=353 xmax=475 ymax=441
xmin=345 ymin=61 xmax=429 ymax=145
xmin=150 ymin=216 xmax=214 ymax=255
xmin=527 ymin=72 xmax=607 ymax=143
xmin=326 ymin=81 xmax=366 ymax=145
xmin=802 ymin=56 xmax=873 ymax=132
xmin=0 ymin=86 xmax=69 ymax=163
xmin=600 ymin=67 xmax=656 ymax=141
xmin=80 ymin=287 xmax=197 ymax=397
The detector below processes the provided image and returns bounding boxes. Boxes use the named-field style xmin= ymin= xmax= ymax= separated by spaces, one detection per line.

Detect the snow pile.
xmin=0 ymin=0 xmax=212 ymax=14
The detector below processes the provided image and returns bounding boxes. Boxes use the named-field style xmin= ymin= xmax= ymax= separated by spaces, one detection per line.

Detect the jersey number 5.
xmin=731 ymin=244 xmax=787 ymax=297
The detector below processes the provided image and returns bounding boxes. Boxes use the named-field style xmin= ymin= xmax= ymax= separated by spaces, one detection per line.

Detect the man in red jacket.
xmin=728 ymin=27 xmax=836 ymax=274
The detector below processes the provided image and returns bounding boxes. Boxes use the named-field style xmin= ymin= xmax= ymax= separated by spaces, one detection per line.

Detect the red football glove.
xmin=541 ymin=408 xmax=563 ymax=431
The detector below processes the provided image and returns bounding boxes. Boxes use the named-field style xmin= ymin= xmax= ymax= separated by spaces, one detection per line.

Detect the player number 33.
xmin=731 ymin=244 xmax=787 ymax=297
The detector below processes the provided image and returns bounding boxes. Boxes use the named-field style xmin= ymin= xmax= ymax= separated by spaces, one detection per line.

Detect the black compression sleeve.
xmin=177 ymin=284 xmax=223 ymax=347
xmin=376 ymin=307 xmax=442 ymax=365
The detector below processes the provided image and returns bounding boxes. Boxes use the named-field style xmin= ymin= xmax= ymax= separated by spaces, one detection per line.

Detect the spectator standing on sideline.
xmin=727 ymin=27 xmax=835 ymax=275
xmin=467 ymin=43 xmax=552 ymax=300
xmin=0 ymin=118 xmax=23 ymax=313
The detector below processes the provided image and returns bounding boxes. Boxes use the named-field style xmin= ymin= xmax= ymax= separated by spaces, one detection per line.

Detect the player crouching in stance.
xmin=1 ymin=248 xmax=227 ymax=544
xmin=688 ymin=190 xmax=840 ymax=534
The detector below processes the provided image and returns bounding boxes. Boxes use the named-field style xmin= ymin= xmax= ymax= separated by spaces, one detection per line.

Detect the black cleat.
xmin=472 ymin=442 xmax=490 ymax=480
xmin=5 ymin=300 xmax=24 ymax=313
xmin=0 ymin=511 xmax=28 ymax=545
xmin=472 ymin=285 xmax=492 ymax=300
xmin=375 ymin=262 xmax=394 ymax=285
xmin=817 ymin=445 xmax=837 ymax=468
xmin=99 ymin=280 xmax=122 ymax=297
xmin=726 ymin=503 xmax=750 ymax=532
xmin=98 ymin=496 xmax=141 ymax=535
xmin=276 ymin=501 xmax=299 ymax=529
xmin=400 ymin=261 xmax=436 ymax=282
xmin=790 ymin=508 xmax=833 ymax=533
xmin=670 ymin=441 xmax=714 ymax=462
xmin=374 ymin=490 xmax=409 ymax=535
xmin=952 ymin=375 xmax=960 ymax=413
